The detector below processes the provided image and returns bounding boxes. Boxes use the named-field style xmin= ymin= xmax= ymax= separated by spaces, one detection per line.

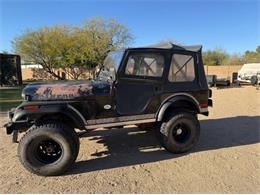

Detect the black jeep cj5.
xmin=5 ymin=42 xmax=212 ymax=176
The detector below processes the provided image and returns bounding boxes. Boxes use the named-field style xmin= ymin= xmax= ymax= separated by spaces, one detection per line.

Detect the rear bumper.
xmin=200 ymin=99 xmax=212 ymax=116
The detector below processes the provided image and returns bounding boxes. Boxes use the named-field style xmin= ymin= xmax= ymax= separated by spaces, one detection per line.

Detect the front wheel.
xmin=18 ymin=121 xmax=79 ymax=176
xmin=159 ymin=112 xmax=200 ymax=154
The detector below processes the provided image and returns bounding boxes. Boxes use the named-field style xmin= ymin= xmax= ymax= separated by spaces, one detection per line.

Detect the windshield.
xmin=97 ymin=50 xmax=125 ymax=82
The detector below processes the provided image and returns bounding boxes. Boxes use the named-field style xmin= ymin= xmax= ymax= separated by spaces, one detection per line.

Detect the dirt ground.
xmin=0 ymin=85 xmax=259 ymax=193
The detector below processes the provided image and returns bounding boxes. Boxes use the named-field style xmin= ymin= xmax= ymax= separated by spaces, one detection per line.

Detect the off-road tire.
xmin=18 ymin=121 xmax=79 ymax=176
xmin=159 ymin=112 xmax=200 ymax=154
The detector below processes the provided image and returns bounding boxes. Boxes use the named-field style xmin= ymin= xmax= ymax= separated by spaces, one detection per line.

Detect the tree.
xmin=225 ymin=53 xmax=245 ymax=65
xmin=1 ymin=50 xmax=9 ymax=54
xmin=202 ymin=46 xmax=260 ymax=66
xmin=243 ymin=46 xmax=260 ymax=63
xmin=256 ymin=46 xmax=260 ymax=54
xmin=203 ymin=48 xmax=228 ymax=65
xmin=13 ymin=17 xmax=133 ymax=80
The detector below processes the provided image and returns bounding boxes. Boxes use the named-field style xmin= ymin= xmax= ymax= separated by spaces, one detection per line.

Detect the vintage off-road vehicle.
xmin=5 ymin=42 xmax=212 ymax=176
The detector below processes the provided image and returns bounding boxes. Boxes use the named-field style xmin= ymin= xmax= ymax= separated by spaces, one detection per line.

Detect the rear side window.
xmin=168 ymin=54 xmax=195 ymax=82
xmin=125 ymin=53 xmax=165 ymax=77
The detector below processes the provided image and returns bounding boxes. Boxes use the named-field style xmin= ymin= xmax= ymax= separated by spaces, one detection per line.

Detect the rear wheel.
xmin=158 ymin=112 xmax=200 ymax=153
xmin=251 ymin=75 xmax=258 ymax=85
xmin=18 ymin=121 xmax=79 ymax=176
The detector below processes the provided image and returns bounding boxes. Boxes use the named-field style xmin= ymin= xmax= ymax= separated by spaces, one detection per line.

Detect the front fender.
xmin=12 ymin=103 xmax=86 ymax=130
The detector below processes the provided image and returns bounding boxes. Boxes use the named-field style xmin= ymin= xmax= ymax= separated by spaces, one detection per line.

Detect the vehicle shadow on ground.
xmin=67 ymin=115 xmax=260 ymax=175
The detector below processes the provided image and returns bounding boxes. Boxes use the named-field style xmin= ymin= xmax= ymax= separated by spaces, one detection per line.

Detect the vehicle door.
xmin=115 ymin=51 xmax=167 ymax=115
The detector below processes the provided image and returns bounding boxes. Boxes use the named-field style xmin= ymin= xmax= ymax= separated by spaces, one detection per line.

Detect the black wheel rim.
xmin=171 ymin=123 xmax=191 ymax=144
xmin=35 ymin=139 xmax=63 ymax=164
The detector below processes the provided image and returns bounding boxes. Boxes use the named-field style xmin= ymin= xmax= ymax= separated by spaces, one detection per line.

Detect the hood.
xmin=22 ymin=80 xmax=111 ymax=101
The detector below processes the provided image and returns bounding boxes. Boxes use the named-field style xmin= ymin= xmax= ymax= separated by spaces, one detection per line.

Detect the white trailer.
xmin=237 ymin=63 xmax=260 ymax=84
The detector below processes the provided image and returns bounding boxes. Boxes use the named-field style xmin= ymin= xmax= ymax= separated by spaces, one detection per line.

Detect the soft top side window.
xmin=125 ymin=53 xmax=165 ymax=77
xmin=168 ymin=53 xmax=195 ymax=82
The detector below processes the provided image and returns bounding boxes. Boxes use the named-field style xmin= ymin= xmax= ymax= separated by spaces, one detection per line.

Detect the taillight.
xmin=200 ymin=103 xmax=208 ymax=108
xmin=23 ymin=105 xmax=40 ymax=110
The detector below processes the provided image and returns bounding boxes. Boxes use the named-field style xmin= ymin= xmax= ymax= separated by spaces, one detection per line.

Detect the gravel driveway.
xmin=0 ymin=86 xmax=259 ymax=193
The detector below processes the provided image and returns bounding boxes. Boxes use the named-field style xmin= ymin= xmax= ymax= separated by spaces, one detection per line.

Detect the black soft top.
xmin=129 ymin=42 xmax=202 ymax=52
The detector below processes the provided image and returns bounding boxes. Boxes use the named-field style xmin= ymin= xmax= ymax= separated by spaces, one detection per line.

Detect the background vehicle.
xmin=237 ymin=63 xmax=260 ymax=84
xmin=4 ymin=42 xmax=212 ymax=176
xmin=0 ymin=53 xmax=22 ymax=86
xmin=206 ymin=75 xmax=231 ymax=87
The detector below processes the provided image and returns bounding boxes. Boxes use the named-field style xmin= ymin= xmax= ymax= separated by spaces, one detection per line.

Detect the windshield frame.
xmin=97 ymin=49 xmax=125 ymax=82
xmin=103 ymin=49 xmax=125 ymax=71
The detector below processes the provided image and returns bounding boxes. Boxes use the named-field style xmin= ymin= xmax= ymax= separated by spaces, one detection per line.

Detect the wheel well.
xmin=37 ymin=113 xmax=78 ymax=129
xmin=159 ymin=100 xmax=199 ymax=121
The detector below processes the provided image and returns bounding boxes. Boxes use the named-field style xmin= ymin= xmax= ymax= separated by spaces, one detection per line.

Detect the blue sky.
xmin=0 ymin=0 xmax=259 ymax=54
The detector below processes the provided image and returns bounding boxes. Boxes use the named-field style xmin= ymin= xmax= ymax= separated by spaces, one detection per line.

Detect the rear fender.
xmin=156 ymin=95 xmax=200 ymax=121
